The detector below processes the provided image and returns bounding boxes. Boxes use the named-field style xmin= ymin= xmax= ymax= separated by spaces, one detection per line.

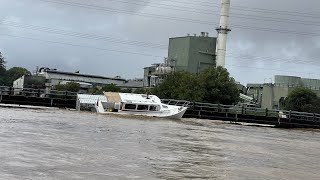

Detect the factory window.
xmin=124 ymin=104 xmax=136 ymax=110
xmin=137 ymin=105 xmax=149 ymax=111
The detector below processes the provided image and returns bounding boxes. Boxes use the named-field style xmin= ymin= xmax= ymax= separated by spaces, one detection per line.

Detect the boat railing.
xmin=161 ymin=99 xmax=191 ymax=107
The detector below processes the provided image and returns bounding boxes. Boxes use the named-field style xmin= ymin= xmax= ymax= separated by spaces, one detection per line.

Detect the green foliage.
xmin=121 ymin=88 xmax=133 ymax=93
xmin=133 ymin=88 xmax=148 ymax=94
xmin=153 ymin=67 xmax=240 ymax=104
xmin=101 ymin=84 xmax=121 ymax=92
xmin=153 ymin=72 xmax=205 ymax=102
xmin=0 ymin=67 xmax=31 ymax=86
xmin=55 ymin=82 xmax=80 ymax=92
xmin=90 ymin=84 xmax=121 ymax=94
xmin=0 ymin=52 xmax=5 ymax=75
xmin=0 ymin=52 xmax=6 ymax=85
xmin=0 ymin=52 xmax=33 ymax=86
xmin=283 ymin=87 xmax=320 ymax=113
xmin=199 ymin=66 xmax=240 ymax=104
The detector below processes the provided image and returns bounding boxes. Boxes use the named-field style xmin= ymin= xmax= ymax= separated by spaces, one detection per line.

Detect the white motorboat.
xmin=95 ymin=92 xmax=188 ymax=119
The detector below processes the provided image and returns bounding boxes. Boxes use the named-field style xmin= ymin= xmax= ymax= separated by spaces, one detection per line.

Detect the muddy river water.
xmin=1 ymin=107 xmax=320 ymax=180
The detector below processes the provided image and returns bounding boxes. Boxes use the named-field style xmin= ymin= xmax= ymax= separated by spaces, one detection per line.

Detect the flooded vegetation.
xmin=1 ymin=107 xmax=320 ymax=179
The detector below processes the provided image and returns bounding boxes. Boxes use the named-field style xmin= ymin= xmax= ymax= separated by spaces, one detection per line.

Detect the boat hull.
xmin=94 ymin=97 xmax=188 ymax=120
xmin=96 ymin=101 xmax=188 ymax=120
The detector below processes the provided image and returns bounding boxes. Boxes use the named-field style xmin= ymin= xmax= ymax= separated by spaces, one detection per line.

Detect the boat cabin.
xmin=121 ymin=102 xmax=162 ymax=112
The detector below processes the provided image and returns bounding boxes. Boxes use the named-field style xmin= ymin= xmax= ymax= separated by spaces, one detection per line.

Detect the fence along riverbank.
xmin=1 ymin=86 xmax=320 ymax=128
xmin=0 ymin=86 xmax=76 ymax=109
xmin=162 ymin=99 xmax=320 ymax=129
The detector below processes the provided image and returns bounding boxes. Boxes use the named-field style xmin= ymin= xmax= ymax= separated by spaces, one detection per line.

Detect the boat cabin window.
xmin=124 ymin=104 xmax=137 ymax=110
xmin=162 ymin=105 xmax=168 ymax=109
xmin=137 ymin=105 xmax=149 ymax=111
xmin=149 ymin=105 xmax=157 ymax=111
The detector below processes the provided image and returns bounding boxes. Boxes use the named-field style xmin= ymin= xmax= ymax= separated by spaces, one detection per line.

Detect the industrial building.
xmin=13 ymin=68 xmax=143 ymax=93
xmin=168 ymin=32 xmax=217 ymax=73
xmin=39 ymin=68 xmax=126 ymax=88
xmin=246 ymin=75 xmax=320 ymax=110
xmin=144 ymin=32 xmax=217 ymax=87
xmin=13 ymin=76 xmax=46 ymax=90
xmin=144 ymin=0 xmax=231 ymax=87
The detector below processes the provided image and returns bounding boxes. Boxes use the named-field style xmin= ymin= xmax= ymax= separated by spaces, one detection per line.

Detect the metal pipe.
xmin=215 ymin=0 xmax=231 ymax=67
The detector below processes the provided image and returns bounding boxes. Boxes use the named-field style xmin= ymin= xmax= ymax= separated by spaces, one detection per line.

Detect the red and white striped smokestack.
xmin=215 ymin=0 xmax=231 ymax=67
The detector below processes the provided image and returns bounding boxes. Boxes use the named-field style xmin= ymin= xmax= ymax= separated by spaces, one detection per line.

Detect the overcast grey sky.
xmin=0 ymin=0 xmax=320 ymax=84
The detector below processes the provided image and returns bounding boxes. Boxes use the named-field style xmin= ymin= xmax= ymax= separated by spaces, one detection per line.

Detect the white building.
xmin=38 ymin=68 xmax=126 ymax=91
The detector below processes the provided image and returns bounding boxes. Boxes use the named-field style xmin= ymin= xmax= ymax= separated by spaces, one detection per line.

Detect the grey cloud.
xmin=0 ymin=0 xmax=320 ymax=84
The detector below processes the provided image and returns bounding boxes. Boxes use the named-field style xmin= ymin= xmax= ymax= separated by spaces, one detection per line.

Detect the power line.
xmin=227 ymin=51 xmax=313 ymax=63
xmin=3 ymin=19 xmax=320 ymax=45
xmin=1 ymin=33 xmax=319 ymax=77
xmin=2 ymin=20 xmax=320 ymax=67
xmin=231 ymin=24 xmax=319 ymax=37
xmin=3 ymin=16 xmax=320 ymax=44
xmin=98 ymin=0 xmax=221 ymax=16
xmin=100 ymin=0 xmax=320 ymax=20
xmin=35 ymin=0 xmax=320 ymax=27
xmin=36 ymin=0 xmax=216 ymax=25
xmin=0 ymin=21 xmax=168 ymax=49
xmin=156 ymin=0 xmax=320 ymax=18
xmin=231 ymin=4 xmax=320 ymax=18
xmin=226 ymin=63 xmax=320 ymax=77
xmin=227 ymin=49 xmax=320 ymax=65
xmin=32 ymin=0 xmax=320 ymax=38
xmin=0 ymin=33 xmax=164 ymax=58
xmin=226 ymin=53 xmax=319 ymax=66
xmin=231 ymin=14 xmax=320 ymax=27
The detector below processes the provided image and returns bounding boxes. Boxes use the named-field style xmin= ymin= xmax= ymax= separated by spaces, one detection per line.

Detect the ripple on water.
xmin=1 ymin=107 xmax=320 ymax=179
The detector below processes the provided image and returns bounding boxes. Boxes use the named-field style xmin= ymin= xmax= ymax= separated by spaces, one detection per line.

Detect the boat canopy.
xmin=103 ymin=92 xmax=161 ymax=104
xmin=104 ymin=92 xmax=122 ymax=103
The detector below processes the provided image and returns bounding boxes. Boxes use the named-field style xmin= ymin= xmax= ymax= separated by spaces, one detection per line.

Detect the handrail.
xmin=161 ymin=98 xmax=320 ymax=120
xmin=0 ymin=86 xmax=77 ymax=99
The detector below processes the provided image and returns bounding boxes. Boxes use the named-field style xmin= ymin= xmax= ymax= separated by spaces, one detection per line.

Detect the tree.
xmin=153 ymin=67 xmax=239 ymax=104
xmin=133 ymin=88 xmax=148 ymax=94
xmin=284 ymin=87 xmax=320 ymax=113
xmin=0 ymin=52 xmax=5 ymax=75
xmin=89 ymin=84 xmax=121 ymax=94
xmin=65 ymin=82 xmax=81 ymax=92
xmin=153 ymin=72 xmax=205 ymax=102
xmin=199 ymin=66 xmax=239 ymax=104
xmin=4 ymin=67 xmax=31 ymax=86
xmin=0 ymin=52 xmax=6 ymax=85
xmin=121 ymin=88 xmax=133 ymax=93
xmin=101 ymin=84 xmax=121 ymax=92
xmin=55 ymin=82 xmax=80 ymax=92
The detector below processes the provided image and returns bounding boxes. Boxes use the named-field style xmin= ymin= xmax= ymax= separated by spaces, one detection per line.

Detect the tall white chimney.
xmin=215 ymin=0 xmax=231 ymax=67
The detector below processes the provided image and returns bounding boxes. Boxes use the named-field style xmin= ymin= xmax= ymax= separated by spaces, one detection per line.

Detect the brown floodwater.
xmin=0 ymin=107 xmax=320 ymax=180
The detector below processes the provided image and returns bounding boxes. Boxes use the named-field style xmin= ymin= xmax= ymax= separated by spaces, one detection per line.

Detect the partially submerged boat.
xmin=95 ymin=92 xmax=189 ymax=119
